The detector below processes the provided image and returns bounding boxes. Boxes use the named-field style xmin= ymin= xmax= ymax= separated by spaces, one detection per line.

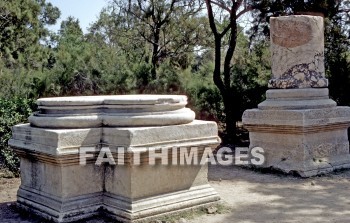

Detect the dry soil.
xmin=1 ymin=164 xmax=350 ymax=223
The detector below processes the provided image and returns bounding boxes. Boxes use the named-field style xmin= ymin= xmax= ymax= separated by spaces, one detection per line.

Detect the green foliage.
xmin=0 ymin=64 xmax=47 ymax=98
xmin=46 ymin=17 xmax=132 ymax=96
xmin=189 ymin=83 xmax=225 ymax=125
xmin=0 ymin=0 xmax=60 ymax=69
xmin=153 ymin=62 xmax=182 ymax=93
xmin=0 ymin=0 xmax=349 ymax=173
xmin=105 ymin=0 xmax=209 ymax=78
xmin=133 ymin=62 xmax=154 ymax=93
xmin=183 ymin=35 xmax=270 ymax=144
xmin=183 ymin=60 xmax=225 ymax=126
xmin=131 ymin=61 xmax=183 ymax=94
xmin=230 ymin=39 xmax=270 ymax=121
xmin=252 ymin=0 xmax=341 ymax=17
xmin=324 ymin=4 xmax=350 ymax=105
xmin=0 ymin=98 xmax=36 ymax=174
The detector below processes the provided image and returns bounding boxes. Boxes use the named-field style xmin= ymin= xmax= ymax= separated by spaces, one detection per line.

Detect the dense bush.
xmin=1 ymin=0 xmax=348 ymax=174
xmin=183 ymin=63 xmax=225 ymax=127
xmin=0 ymin=98 xmax=36 ymax=174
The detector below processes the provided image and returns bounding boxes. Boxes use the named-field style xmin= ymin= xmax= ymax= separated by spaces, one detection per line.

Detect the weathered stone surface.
xmin=36 ymin=94 xmax=187 ymax=106
xmin=269 ymin=16 xmax=327 ymax=89
xmin=10 ymin=95 xmax=221 ymax=222
xmin=243 ymin=92 xmax=350 ymax=176
xmin=243 ymin=129 xmax=350 ymax=177
xmin=243 ymin=106 xmax=350 ymax=128
xmin=258 ymin=89 xmax=336 ymax=110
xmin=29 ymin=95 xmax=195 ymax=128
xmin=242 ymin=15 xmax=350 ymax=177
xmin=10 ymin=120 xmax=219 ymax=156
xmin=265 ymin=88 xmax=329 ymax=100
xmin=10 ymin=125 xmax=101 ymax=155
xmin=271 ymin=18 xmax=313 ymax=48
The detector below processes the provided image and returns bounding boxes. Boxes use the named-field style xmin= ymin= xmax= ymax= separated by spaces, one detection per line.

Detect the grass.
xmin=0 ymin=166 xmax=16 ymax=178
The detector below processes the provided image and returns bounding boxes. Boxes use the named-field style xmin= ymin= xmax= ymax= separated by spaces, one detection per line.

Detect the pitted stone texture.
xmin=271 ymin=18 xmax=313 ymax=48
xmin=9 ymin=120 xmax=221 ymax=222
xmin=9 ymin=124 xmax=101 ymax=155
xmin=243 ymin=106 xmax=350 ymax=127
xmin=242 ymin=15 xmax=350 ymax=177
xmin=269 ymin=15 xmax=327 ymax=89
xmin=29 ymin=95 xmax=195 ymax=128
xmin=243 ymin=106 xmax=350 ymax=177
xmin=246 ymin=131 xmax=350 ymax=177
xmin=10 ymin=120 xmax=220 ymax=156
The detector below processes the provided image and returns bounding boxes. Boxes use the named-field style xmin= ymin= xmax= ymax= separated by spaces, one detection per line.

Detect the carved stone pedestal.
xmin=242 ymin=16 xmax=350 ymax=177
xmin=10 ymin=95 xmax=220 ymax=222
xmin=243 ymin=89 xmax=350 ymax=177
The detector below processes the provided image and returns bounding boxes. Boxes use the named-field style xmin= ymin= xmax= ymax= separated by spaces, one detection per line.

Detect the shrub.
xmin=0 ymin=98 xmax=36 ymax=175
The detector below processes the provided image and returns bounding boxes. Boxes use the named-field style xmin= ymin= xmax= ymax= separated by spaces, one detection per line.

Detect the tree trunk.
xmin=221 ymin=9 xmax=238 ymax=144
xmin=223 ymin=91 xmax=237 ymax=144
xmin=151 ymin=25 xmax=160 ymax=79
xmin=205 ymin=0 xmax=241 ymax=145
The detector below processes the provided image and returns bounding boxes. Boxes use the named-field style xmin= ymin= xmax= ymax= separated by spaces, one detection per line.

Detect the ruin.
xmin=243 ymin=15 xmax=350 ymax=177
xmin=9 ymin=95 xmax=220 ymax=222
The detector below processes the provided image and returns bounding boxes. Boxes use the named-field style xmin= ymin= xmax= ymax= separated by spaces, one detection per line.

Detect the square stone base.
xmin=10 ymin=120 xmax=221 ymax=222
xmin=16 ymin=160 xmax=218 ymax=223
xmin=243 ymin=106 xmax=350 ymax=177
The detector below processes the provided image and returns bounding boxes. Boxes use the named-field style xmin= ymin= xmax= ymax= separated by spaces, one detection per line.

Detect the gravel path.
xmin=1 ymin=165 xmax=350 ymax=223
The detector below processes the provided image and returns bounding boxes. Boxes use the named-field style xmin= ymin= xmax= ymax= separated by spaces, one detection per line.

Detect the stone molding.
xmin=242 ymin=15 xmax=350 ymax=176
xmin=244 ymin=122 xmax=350 ymax=134
xmin=10 ymin=120 xmax=220 ymax=156
xmin=29 ymin=95 xmax=195 ymax=128
xmin=13 ymin=144 xmax=218 ymax=166
xmin=17 ymin=184 xmax=219 ymax=223
xmin=10 ymin=94 xmax=222 ymax=222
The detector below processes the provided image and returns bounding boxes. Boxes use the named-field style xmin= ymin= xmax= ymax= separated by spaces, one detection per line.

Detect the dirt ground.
xmin=1 ymin=164 xmax=350 ymax=223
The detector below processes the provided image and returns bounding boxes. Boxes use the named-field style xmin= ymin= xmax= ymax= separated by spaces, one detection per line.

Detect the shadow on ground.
xmin=0 ymin=201 xmax=116 ymax=223
xmin=191 ymin=164 xmax=350 ymax=223
xmin=2 ymin=165 xmax=350 ymax=223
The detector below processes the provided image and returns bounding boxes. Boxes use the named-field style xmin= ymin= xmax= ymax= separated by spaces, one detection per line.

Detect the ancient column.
xmin=242 ymin=15 xmax=350 ymax=177
xmin=9 ymin=95 xmax=220 ymax=222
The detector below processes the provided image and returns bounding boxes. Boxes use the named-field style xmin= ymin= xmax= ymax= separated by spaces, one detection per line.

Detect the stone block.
xmin=10 ymin=95 xmax=221 ymax=222
xmin=243 ymin=16 xmax=350 ymax=176
xmin=243 ymin=102 xmax=350 ymax=177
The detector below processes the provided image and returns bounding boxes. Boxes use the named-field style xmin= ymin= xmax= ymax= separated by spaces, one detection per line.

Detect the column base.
xmin=10 ymin=120 xmax=221 ymax=222
xmin=243 ymin=89 xmax=350 ymax=177
xmin=103 ymin=185 xmax=219 ymax=223
xmin=16 ymin=184 xmax=219 ymax=223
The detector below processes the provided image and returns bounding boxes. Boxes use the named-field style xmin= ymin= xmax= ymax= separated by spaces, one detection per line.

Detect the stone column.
xmin=10 ymin=95 xmax=220 ymax=222
xmin=242 ymin=15 xmax=350 ymax=177
xmin=269 ymin=15 xmax=327 ymax=89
